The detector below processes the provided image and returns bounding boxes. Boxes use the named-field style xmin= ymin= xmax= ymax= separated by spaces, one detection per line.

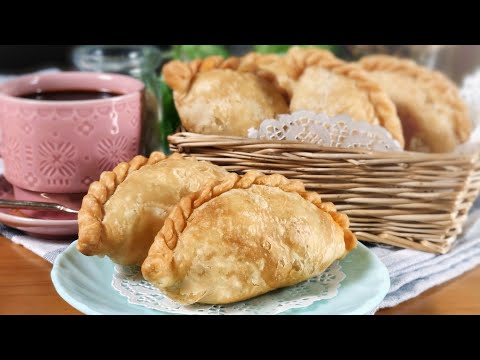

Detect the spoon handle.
xmin=0 ymin=199 xmax=79 ymax=214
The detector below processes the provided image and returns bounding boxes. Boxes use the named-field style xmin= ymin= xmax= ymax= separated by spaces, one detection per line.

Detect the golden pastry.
xmin=77 ymin=152 xmax=229 ymax=266
xmin=142 ymin=171 xmax=357 ymax=305
xmin=239 ymin=52 xmax=296 ymax=97
xmin=286 ymin=47 xmax=405 ymax=147
xmin=359 ymin=55 xmax=471 ymax=153
xmin=162 ymin=56 xmax=289 ymax=137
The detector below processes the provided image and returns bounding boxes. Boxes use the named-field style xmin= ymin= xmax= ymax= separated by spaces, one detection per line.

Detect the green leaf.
xmin=158 ymin=77 xmax=181 ymax=153
xmin=253 ymin=45 xmax=343 ymax=56
xmin=168 ymin=45 xmax=229 ymax=61
xmin=253 ymin=45 xmax=292 ymax=54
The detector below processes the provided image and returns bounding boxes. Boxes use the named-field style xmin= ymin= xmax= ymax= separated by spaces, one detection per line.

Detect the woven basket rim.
xmin=169 ymin=132 xmax=480 ymax=162
xmin=169 ymin=131 xmax=480 ymax=254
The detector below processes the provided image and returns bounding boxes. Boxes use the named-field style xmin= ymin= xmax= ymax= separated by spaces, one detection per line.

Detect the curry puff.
xmin=359 ymin=55 xmax=471 ymax=153
xmin=77 ymin=152 xmax=229 ymax=266
xmin=142 ymin=171 xmax=357 ymax=305
xmin=239 ymin=52 xmax=297 ymax=97
xmin=162 ymin=56 xmax=289 ymax=137
xmin=286 ymin=47 xmax=405 ymax=147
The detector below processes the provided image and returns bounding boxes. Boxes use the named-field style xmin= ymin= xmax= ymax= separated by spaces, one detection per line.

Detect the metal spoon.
xmin=0 ymin=199 xmax=79 ymax=214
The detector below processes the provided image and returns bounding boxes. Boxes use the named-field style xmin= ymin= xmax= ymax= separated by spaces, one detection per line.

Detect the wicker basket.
xmin=169 ymin=132 xmax=480 ymax=254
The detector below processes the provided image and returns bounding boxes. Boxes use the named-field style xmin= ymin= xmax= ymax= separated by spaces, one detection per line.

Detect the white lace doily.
xmin=248 ymin=111 xmax=402 ymax=152
xmin=112 ymin=262 xmax=345 ymax=315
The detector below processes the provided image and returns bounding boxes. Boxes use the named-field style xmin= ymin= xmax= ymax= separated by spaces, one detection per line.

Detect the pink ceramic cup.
xmin=0 ymin=72 xmax=145 ymax=217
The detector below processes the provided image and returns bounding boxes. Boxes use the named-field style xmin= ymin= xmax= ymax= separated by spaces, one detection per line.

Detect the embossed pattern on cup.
xmin=0 ymin=72 xmax=144 ymax=193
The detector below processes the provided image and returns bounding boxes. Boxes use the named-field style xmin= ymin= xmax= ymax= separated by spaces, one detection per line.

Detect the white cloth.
xmin=371 ymin=200 xmax=480 ymax=309
xmin=2 ymin=200 xmax=479 ymax=311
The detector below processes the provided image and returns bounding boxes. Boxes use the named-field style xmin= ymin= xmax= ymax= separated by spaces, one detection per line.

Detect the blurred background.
xmin=1 ymin=45 xmax=480 ymax=84
xmin=2 ymin=45 xmax=479 ymax=154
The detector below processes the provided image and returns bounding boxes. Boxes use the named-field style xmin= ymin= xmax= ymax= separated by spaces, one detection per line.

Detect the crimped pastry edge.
xmin=359 ymin=54 xmax=472 ymax=144
xmin=285 ymin=47 xmax=406 ymax=147
xmin=239 ymin=52 xmax=297 ymax=97
xmin=161 ymin=55 xmax=289 ymax=101
xmin=141 ymin=171 xmax=357 ymax=286
xmin=77 ymin=151 xmax=183 ymax=257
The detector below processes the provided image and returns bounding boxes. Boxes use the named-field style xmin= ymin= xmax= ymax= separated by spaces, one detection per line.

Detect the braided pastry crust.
xmin=142 ymin=171 xmax=357 ymax=305
xmin=162 ymin=56 xmax=242 ymax=95
xmin=286 ymin=47 xmax=405 ymax=147
xmin=239 ymin=52 xmax=297 ymax=97
xmin=359 ymin=55 xmax=471 ymax=153
xmin=78 ymin=151 xmax=169 ymax=256
xmin=77 ymin=152 xmax=229 ymax=266
xmin=162 ymin=56 xmax=289 ymax=137
xmin=286 ymin=46 xmax=343 ymax=76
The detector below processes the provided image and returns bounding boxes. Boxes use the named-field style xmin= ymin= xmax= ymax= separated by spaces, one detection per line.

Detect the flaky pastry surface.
xmin=77 ymin=152 xmax=228 ymax=266
xmin=359 ymin=55 xmax=471 ymax=153
xmin=142 ymin=171 xmax=357 ymax=305
xmin=287 ymin=47 xmax=405 ymax=147
xmin=162 ymin=56 xmax=289 ymax=137
xmin=239 ymin=52 xmax=297 ymax=97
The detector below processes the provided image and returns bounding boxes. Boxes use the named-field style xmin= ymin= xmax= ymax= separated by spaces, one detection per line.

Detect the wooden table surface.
xmin=1 ymin=236 xmax=479 ymax=315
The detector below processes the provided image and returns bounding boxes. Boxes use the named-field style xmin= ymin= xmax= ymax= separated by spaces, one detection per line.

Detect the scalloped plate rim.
xmin=51 ymin=241 xmax=390 ymax=315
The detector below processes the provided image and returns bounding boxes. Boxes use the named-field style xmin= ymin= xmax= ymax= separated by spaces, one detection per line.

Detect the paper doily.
xmin=112 ymin=262 xmax=345 ymax=315
xmin=248 ymin=111 xmax=402 ymax=152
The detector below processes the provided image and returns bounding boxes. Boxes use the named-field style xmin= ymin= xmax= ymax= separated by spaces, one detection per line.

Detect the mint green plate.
xmin=51 ymin=241 xmax=389 ymax=315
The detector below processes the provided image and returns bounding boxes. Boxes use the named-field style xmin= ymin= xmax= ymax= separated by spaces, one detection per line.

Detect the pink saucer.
xmin=0 ymin=175 xmax=78 ymax=239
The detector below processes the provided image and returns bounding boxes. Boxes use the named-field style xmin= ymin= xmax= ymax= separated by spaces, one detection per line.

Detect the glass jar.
xmin=71 ymin=45 xmax=166 ymax=153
